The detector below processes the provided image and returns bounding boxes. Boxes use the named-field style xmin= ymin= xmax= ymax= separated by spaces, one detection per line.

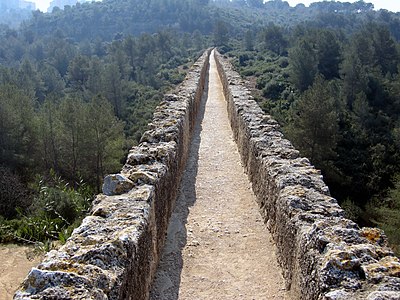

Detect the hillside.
xmin=0 ymin=0 xmax=400 ymax=253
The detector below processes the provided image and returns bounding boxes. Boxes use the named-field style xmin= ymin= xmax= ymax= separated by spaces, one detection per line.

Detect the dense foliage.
xmin=1 ymin=0 xmax=400 ymax=253
xmin=0 ymin=0 xmax=208 ymax=246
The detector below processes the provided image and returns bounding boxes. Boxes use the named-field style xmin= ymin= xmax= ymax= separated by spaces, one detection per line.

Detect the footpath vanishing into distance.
xmin=149 ymin=51 xmax=288 ymax=299
xmin=14 ymin=50 xmax=400 ymax=299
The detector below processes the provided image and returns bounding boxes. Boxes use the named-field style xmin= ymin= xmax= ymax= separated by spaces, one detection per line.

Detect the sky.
xmin=32 ymin=0 xmax=53 ymax=11
xmin=31 ymin=0 xmax=101 ymax=12
xmin=30 ymin=0 xmax=400 ymax=13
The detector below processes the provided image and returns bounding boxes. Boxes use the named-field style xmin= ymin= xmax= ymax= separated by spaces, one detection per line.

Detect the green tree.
xmin=289 ymin=38 xmax=318 ymax=91
xmin=213 ymin=20 xmax=229 ymax=47
xmin=243 ymin=29 xmax=254 ymax=51
xmin=38 ymin=96 xmax=61 ymax=173
xmin=340 ymin=50 xmax=368 ymax=108
xmin=351 ymin=31 xmax=375 ymax=67
xmin=102 ymin=64 xmax=124 ymax=118
xmin=86 ymin=57 xmax=104 ymax=96
xmin=58 ymin=96 xmax=86 ymax=181
xmin=261 ymin=23 xmax=287 ymax=55
xmin=66 ymin=55 xmax=90 ymax=91
xmin=370 ymin=24 xmax=398 ymax=75
xmin=287 ymin=75 xmax=339 ymax=165
xmin=39 ymin=64 xmax=65 ymax=98
xmin=316 ymin=30 xmax=341 ymax=80
xmin=47 ymin=40 xmax=77 ymax=77
xmin=123 ymin=35 xmax=138 ymax=80
xmin=0 ymin=85 xmax=38 ymax=174
xmin=192 ymin=30 xmax=205 ymax=51
xmin=108 ymin=41 xmax=131 ymax=79
xmin=81 ymin=95 xmax=125 ymax=192
xmin=156 ymin=30 xmax=173 ymax=61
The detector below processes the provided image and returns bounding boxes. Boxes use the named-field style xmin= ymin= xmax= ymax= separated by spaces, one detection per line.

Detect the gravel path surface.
xmin=0 ymin=244 xmax=42 ymax=300
xmin=150 ymin=51 xmax=289 ymax=300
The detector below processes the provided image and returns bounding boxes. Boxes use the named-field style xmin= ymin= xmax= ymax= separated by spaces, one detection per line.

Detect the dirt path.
xmin=150 ymin=51 xmax=289 ymax=300
xmin=0 ymin=244 xmax=42 ymax=300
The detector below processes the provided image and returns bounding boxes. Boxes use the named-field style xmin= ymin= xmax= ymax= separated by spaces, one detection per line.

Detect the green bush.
xmin=256 ymin=76 xmax=267 ymax=89
xmin=239 ymin=54 xmax=250 ymax=66
xmin=279 ymin=57 xmax=289 ymax=68
xmin=242 ymin=69 xmax=255 ymax=76
xmin=0 ymin=173 xmax=93 ymax=245
xmin=262 ymin=80 xmax=286 ymax=100
xmin=341 ymin=198 xmax=363 ymax=222
xmin=367 ymin=175 xmax=400 ymax=256
xmin=33 ymin=174 xmax=92 ymax=223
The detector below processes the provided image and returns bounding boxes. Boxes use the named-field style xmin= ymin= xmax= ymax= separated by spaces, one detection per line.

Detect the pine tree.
xmin=287 ymin=75 xmax=338 ymax=165
xmin=82 ymin=95 xmax=125 ymax=192
xmin=289 ymin=38 xmax=318 ymax=92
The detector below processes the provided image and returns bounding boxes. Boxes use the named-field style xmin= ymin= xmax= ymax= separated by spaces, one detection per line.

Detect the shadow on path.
xmin=149 ymin=69 xmax=210 ymax=300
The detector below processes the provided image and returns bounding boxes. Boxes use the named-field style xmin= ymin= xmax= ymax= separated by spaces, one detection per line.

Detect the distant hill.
xmin=16 ymin=0 xmax=400 ymax=43
xmin=21 ymin=0 xmax=215 ymax=41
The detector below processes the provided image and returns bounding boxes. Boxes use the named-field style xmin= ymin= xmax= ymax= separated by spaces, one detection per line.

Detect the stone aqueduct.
xmin=14 ymin=50 xmax=400 ymax=299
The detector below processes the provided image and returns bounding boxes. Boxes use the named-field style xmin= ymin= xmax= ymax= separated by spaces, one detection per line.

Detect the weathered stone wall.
xmin=214 ymin=50 xmax=400 ymax=300
xmin=14 ymin=49 xmax=211 ymax=300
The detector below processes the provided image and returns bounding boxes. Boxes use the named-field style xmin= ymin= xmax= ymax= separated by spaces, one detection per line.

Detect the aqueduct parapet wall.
xmin=14 ymin=50 xmax=211 ymax=300
xmin=214 ymin=50 xmax=400 ymax=300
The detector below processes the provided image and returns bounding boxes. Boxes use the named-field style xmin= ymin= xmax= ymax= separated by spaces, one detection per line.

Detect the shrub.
xmin=239 ymin=54 xmax=250 ymax=66
xmin=262 ymin=80 xmax=286 ymax=99
xmin=241 ymin=69 xmax=255 ymax=76
xmin=0 ymin=173 xmax=94 ymax=245
xmin=341 ymin=198 xmax=363 ymax=222
xmin=366 ymin=176 xmax=400 ymax=256
xmin=256 ymin=76 xmax=267 ymax=89
xmin=33 ymin=174 xmax=93 ymax=224
xmin=0 ymin=166 xmax=32 ymax=219
xmin=279 ymin=57 xmax=289 ymax=68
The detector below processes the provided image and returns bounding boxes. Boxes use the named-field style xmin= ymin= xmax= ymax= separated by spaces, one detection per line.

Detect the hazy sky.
xmin=31 ymin=0 xmax=400 ymax=13
xmin=32 ymin=0 xmax=52 ymax=11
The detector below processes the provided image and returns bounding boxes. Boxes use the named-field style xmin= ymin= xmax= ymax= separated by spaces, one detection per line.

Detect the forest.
xmin=0 ymin=0 xmax=209 ymax=248
xmin=0 ymin=0 xmax=400 ymax=254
